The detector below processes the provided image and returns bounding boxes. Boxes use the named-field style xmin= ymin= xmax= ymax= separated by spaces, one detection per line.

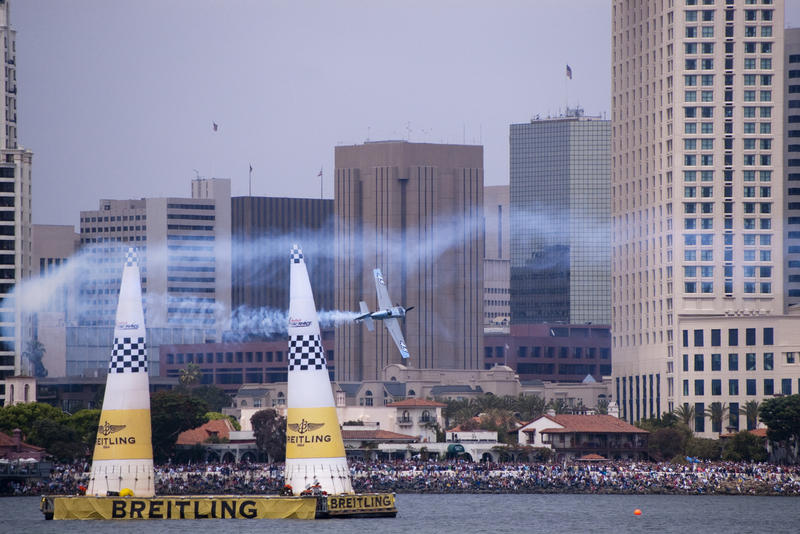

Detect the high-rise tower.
xmin=335 ymin=141 xmax=484 ymax=381
xmin=0 ymin=0 xmax=34 ymax=400
xmin=612 ymin=0 xmax=798 ymax=436
xmin=510 ymin=110 xmax=611 ymax=325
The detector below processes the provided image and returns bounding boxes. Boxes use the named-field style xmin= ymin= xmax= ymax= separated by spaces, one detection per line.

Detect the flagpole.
xmin=249 ymin=164 xmax=253 ymax=197
xmin=319 ymin=167 xmax=323 ymax=199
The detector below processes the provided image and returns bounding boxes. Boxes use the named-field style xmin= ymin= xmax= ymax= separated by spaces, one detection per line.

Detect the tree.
xmin=150 ymin=391 xmax=209 ymax=462
xmin=251 ymin=409 xmax=286 ymax=462
xmin=67 ymin=408 xmax=101 ymax=455
xmin=722 ymin=430 xmax=767 ymax=462
xmin=547 ymin=398 xmax=569 ymax=415
xmin=759 ymin=395 xmax=800 ymax=463
xmin=179 ymin=363 xmax=202 ymax=387
xmin=511 ymin=394 xmax=546 ymax=422
xmin=685 ymin=436 xmax=721 ymax=460
xmin=705 ymin=402 xmax=727 ymax=436
xmin=185 ymin=385 xmax=232 ymax=412
xmin=673 ymin=404 xmax=695 ymax=428
xmin=740 ymin=400 xmax=761 ymax=431
xmin=28 ymin=418 xmax=85 ymax=461
xmin=648 ymin=426 xmax=690 ymax=461
xmin=595 ymin=399 xmax=609 ymax=415
xmin=22 ymin=339 xmax=48 ymax=377
xmin=0 ymin=402 xmax=67 ymax=437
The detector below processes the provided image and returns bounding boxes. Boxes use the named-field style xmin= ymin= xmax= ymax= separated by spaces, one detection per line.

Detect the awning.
xmin=447 ymin=444 xmax=465 ymax=454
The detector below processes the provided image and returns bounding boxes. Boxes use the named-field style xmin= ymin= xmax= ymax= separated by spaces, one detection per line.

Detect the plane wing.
xmin=384 ymin=317 xmax=410 ymax=359
xmin=373 ymin=268 xmax=392 ymax=309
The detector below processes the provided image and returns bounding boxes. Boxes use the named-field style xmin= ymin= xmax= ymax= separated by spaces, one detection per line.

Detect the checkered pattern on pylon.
xmin=290 ymin=245 xmax=303 ymax=264
xmin=125 ymin=248 xmax=138 ymax=267
xmin=108 ymin=336 xmax=148 ymax=373
xmin=288 ymin=334 xmax=326 ymax=371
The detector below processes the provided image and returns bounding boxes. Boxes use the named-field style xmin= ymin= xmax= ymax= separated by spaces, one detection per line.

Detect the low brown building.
xmin=518 ymin=414 xmax=648 ymax=461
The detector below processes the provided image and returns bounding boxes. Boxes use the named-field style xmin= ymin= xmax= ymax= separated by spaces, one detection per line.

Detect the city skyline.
xmin=16 ymin=1 xmax=612 ymax=227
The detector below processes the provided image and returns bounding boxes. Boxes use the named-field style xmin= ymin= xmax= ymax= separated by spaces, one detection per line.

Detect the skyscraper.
xmin=612 ymin=0 xmax=797 ymax=435
xmin=483 ymin=185 xmax=510 ymax=327
xmin=0 ymin=0 xmax=34 ymax=400
xmin=510 ymin=110 xmax=611 ymax=325
xmin=335 ymin=141 xmax=484 ymax=381
xmin=785 ymin=28 xmax=800 ymax=305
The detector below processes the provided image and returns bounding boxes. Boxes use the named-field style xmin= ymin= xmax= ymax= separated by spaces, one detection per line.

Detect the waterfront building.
xmin=612 ymin=0 xmax=799 ymax=436
xmin=510 ymin=110 xmax=611 ymax=325
xmin=335 ymin=141 xmax=484 ymax=381
xmin=0 ymin=0 xmax=33 ymax=400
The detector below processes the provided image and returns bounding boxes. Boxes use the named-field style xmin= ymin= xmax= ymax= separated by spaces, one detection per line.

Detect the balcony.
xmin=397 ymin=417 xmax=413 ymax=427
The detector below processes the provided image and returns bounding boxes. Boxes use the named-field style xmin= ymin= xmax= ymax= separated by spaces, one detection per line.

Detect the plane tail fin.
xmin=357 ymin=301 xmax=374 ymax=331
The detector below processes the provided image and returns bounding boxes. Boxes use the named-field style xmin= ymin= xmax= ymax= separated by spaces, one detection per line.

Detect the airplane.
xmin=355 ymin=268 xmax=413 ymax=359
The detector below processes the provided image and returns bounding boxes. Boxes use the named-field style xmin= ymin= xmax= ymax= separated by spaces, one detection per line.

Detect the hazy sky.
xmin=13 ymin=1 xmax=800 ymax=227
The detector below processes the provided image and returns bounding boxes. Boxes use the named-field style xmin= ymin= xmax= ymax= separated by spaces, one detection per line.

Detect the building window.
xmin=746 ymin=379 xmax=757 ymax=396
xmin=728 ymin=353 xmax=738 ymax=371
xmin=694 ymin=354 xmax=704 ymax=372
xmin=763 ymin=352 xmax=773 ymax=371
xmin=729 ymin=379 xmax=739 ymax=396
xmin=711 ymin=353 xmax=721 ymax=371
xmin=695 ymin=380 xmax=704 ymax=396
xmin=746 ymin=353 xmax=757 ymax=371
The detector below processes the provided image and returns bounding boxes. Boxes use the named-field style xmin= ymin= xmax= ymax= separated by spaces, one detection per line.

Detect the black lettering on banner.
xmin=166 ymin=500 xmax=172 ymax=518
xmin=194 ymin=500 xmax=208 ymax=519
xmin=148 ymin=500 xmax=163 ymax=519
xmin=129 ymin=500 xmax=146 ymax=519
xmin=111 ymin=500 xmax=126 ymax=519
xmin=221 ymin=500 xmax=236 ymax=519
xmin=240 ymin=500 xmax=257 ymax=519
xmin=175 ymin=500 xmax=189 ymax=519
xmin=210 ymin=500 xmax=217 ymax=518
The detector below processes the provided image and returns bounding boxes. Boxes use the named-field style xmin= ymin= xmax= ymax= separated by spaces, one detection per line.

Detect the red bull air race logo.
xmin=289 ymin=317 xmax=312 ymax=328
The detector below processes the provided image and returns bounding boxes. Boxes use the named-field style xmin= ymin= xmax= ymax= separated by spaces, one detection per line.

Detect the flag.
xmin=212 ymin=122 xmax=218 ymax=132
xmin=317 ymin=168 xmax=323 ymax=177
xmin=566 ymin=65 xmax=572 ymax=79
xmin=249 ymin=164 xmax=253 ymax=173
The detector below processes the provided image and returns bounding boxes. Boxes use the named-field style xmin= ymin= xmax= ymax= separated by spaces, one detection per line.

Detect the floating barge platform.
xmin=40 ymin=493 xmax=397 ymax=520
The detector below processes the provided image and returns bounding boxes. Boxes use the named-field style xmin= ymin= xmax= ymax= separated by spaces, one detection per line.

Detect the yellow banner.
xmin=52 ymin=496 xmax=317 ymax=520
xmin=286 ymin=406 xmax=346 ymax=459
xmin=92 ymin=409 xmax=153 ymax=460
xmin=327 ymin=494 xmax=396 ymax=515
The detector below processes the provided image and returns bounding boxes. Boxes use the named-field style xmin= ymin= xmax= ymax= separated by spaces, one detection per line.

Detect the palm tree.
xmin=547 ymin=398 xmax=569 ymax=414
xmin=740 ymin=400 xmax=760 ymax=431
xmin=673 ymin=404 xmax=695 ymax=428
xmin=595 ymin=399 xmax=610 ymax=415
xmin=704 ymin=402 xmax=727 ymax=436
xmin=512 ymin=394 xmax=546 ymax=422
xmin=179 ymin=363 xmax=202 ymax=387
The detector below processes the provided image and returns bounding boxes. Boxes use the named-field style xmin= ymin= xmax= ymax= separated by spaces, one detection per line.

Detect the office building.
xmin=0 ymin=0 xmax=33 ymax=401
xmin=484 ymin=185 xmax=510 ymax=326
xmin=612 ymin=0 xmax=799 ymax=435
xmin=78 ymin=178 xmax=231 ymax=331
xmin=231 ymin=196 xmax=334 ymax=316
xmin=335 ymin=141 xmax=484 ymax=381
xmin=510 ymin=110 xmax=611 ymax=325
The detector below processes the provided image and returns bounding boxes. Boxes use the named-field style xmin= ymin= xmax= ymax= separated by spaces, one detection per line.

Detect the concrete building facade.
xmin=510 ymin=111 xmax=611 ymax=325
xmin=334 ymin=141 xmax=484 ymax=381
xmin=611 ymin=0 xmax=800 ymax=436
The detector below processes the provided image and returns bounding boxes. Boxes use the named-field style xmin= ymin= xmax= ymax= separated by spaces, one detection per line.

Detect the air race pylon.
xmin=87 ymin=248 xmax=154 ymax=497
xmin=285 ymin=245 xmax=353 ymax=495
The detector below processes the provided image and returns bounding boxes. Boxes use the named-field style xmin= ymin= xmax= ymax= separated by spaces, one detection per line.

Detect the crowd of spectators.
xmin=4 ymin=459 xmax=800 ymax=496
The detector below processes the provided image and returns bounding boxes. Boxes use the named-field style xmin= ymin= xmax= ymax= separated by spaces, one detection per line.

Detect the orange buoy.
xmin=634 ymin=509 xmax=642 ymax=516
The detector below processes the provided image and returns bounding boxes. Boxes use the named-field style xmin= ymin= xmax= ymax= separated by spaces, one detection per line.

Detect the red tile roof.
xmin=538 ymin=414 xmax=649 ymax=434
xmin=342 ymin=429 xmax=417 ymax=441
xmin=176 ymin=419 xmax=233 ymax=446
xmin=386 ymin=398 xmax=446 ymax=408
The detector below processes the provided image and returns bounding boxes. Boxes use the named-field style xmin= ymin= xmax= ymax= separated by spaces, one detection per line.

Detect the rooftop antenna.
xmin=193 ymin=169 xmax=201 ymax=180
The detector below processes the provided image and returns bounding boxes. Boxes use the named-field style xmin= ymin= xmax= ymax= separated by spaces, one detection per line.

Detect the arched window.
xmin=408 ymin=389 xmax=416 ymax=397
xmin=402 ymin=410 xmax=410 ymax=423
xmin=364 ymin=390 xmax=373 ymax=407
xmin=421 ymin=410 xmax=431 ymax=423
xmin=23 ymin=384 xmax=29 ymax=402
xmin=241 ymin=399 xmax=247 ymax=407
xmin=8 ymin=384 xmax=13 ymax=404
